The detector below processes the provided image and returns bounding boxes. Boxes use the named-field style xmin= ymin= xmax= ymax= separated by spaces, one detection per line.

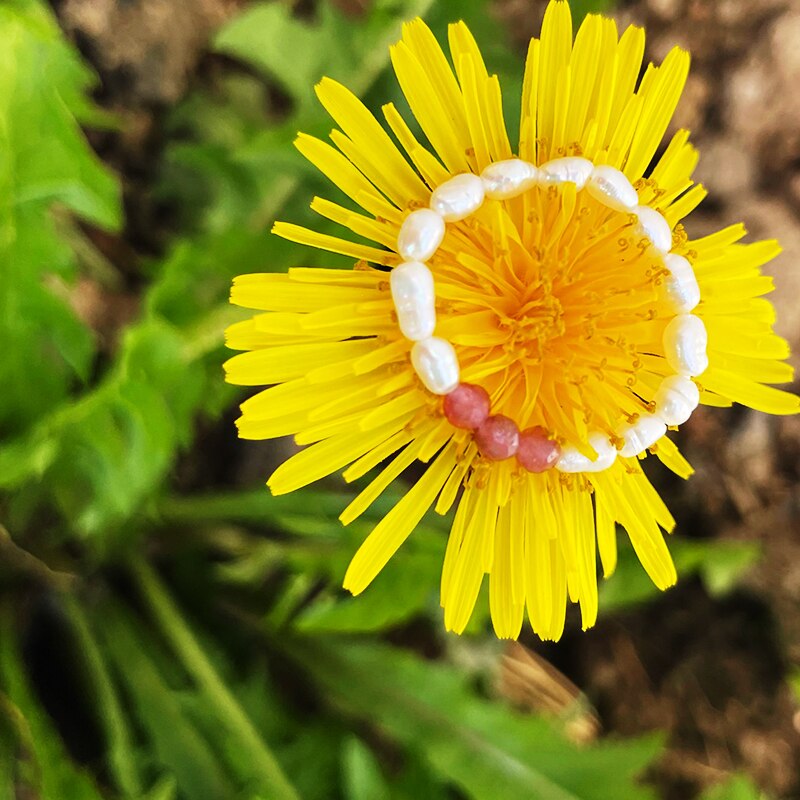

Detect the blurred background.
xmin=1 ymin=0 xmax=799 ymax=797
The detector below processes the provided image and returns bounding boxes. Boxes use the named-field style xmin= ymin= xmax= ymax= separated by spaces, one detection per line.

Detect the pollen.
xmin=433 ymin=183 xmax=669 ymax=447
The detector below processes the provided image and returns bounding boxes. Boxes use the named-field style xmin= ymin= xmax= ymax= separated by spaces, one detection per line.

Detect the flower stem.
xmin=129 ymin=557 xmax=301 ymax=800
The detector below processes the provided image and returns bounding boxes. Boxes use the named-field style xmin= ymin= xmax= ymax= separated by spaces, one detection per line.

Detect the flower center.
xmin=392 ymin=158 xmax=706 ymax=472
xmin=503 ymin=289 xmax=565 ymax=361
xmin=435 ymin=189 xmax=663 ymax=442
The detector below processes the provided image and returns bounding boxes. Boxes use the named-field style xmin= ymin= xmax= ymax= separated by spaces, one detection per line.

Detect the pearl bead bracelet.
xmin=389 ymin=157 xmax=706 ymax=473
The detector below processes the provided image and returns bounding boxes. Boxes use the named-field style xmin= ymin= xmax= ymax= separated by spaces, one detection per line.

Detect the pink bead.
xmin=443 ymin=383 xmax=491 ymax=430
xmin=516 ymin=427 xmax=561 ymax=473
xmin=475 ymin=415 xmax=520 ymax=461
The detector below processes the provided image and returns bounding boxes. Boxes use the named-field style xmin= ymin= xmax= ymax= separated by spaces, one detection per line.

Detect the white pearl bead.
xmin=556 ymin=432 xmax=617 ymax=473
xmin=481 ymin=159 xmax=539 ymax=200
xmin=654 ymin=375 xmax=700 ymax=426
xmin=635 ymin=205 xmax=673 ymax=254
xmin=662 ymin=253 xmax=701 ymax=313
xmin=390 ymin=261 xmax=436 ymax=341
xmin=586 ymin=165 xmax=639 ymax=211
xmin=429 ymin=173 xmax=485 ymax=222
xmin=663 ymin=314 xmax=709 ymax=377
xmin=397 ymin=209 xmax=445 ymax=262
xmin=538 ymin=157 xmax=594 ymax=189
xmin=617 ymin=414 xmax=667 ymax=458
xmin=411 ymin=337 xmax=460 ymax=395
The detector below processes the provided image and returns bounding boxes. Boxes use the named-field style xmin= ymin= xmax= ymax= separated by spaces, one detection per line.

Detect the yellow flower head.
xmin=224 ymin=0 xmax=798 ymax=640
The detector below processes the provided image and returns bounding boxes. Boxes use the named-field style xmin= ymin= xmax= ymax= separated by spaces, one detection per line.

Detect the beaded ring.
xmin=389 ymin=157 xmax=706 ymax=474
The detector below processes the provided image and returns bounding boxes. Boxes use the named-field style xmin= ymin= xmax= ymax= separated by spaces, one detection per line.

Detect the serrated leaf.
xmin=1 ymin=318 xmax=205 ymax=539
xmin=0 ymin=0 xmax=120 ymax=434
xmin=289 ymin=638 xmax=661 ymax=800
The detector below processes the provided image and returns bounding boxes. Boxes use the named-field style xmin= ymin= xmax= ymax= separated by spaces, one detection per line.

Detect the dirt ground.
xmin=54 ymin=0 xmax=800 ymax=797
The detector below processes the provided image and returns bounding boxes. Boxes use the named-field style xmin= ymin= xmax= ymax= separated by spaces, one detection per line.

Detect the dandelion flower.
xmin=224 ymin=0 xmax=799 ymax=640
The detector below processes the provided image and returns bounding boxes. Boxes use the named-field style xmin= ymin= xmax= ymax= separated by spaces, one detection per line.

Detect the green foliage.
xmin=4 ymin=320 xmax=206 ymax=540
xmin=98 ymin=601 xmax=233 ymax=800
xmin=0 ymin=609 xmax=105 ymax=800
xmin=72 ymin=565 xmax=662 ymax=800
xmin=214 ymin=1 xmax=434 ymax=114
xmin=341 ymin=737 xmax=390 ymax=800
xmin=699 ymin=775 xmax=771 ymax=800
xmin=291 ymin=636 xmax=661 ymax=800
xmin=66 ymin=596 xmax=144 ymax=798
xmin=600 ymin=533 xmax=761 ymax=611
xmin=0 ymin=0 xmax=119 ymax=436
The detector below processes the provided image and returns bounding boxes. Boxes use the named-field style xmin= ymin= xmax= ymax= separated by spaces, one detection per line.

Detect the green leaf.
xmin=390 ymin=755 xmax=450 ymax=800
xmin=142 ymin=775 xmax=179 ymax=800
xmin=699 ymin=775 xmax=770 ymax=800
xmin=95 ymin=600 xmax=235 ymax=800
xmin=695 ymin=540 xmax=761 ymax=595
xmin=0 ymin=607 xmax=105 ymax=800
xmin=0 ymin=436 xmax=57 ymax=491
xmin=600 ymin=534 xmax=761 ymax=612
xmin=168 ymin=0 xmax=445 ymax=242
xmin=294 ymin=538 xmax=440 ymax=634
xmin=0 ymin=715 xmax=17 ymax=800
xmin=65 ymin=597 xmax=144 ymax=798
xmin=4 ymin=319 xmax=204 ymax=539
xmin=214 ymin=3 xmax=330 ymax=110
xmin=0 ymin=1 xmax=120 ymax=227
xmin=131 ymin=558 xmax=301 ymax=800
xmin=276 ymin=724 xmax=347 ymax=800
xmin=288 ymin=638 xmax=661 ymax=800
xmin=342 ymin=737 xmax=390 ymax=800
xmin=0 ymin=0 xmax=120 ymax=434
xmin=214 ymin=0 xmax=436 ymax=113
xmin=159 ymin=488 xmax=352 ymax=526
xmin=158 ymin=484 xmax=449 ymax=633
